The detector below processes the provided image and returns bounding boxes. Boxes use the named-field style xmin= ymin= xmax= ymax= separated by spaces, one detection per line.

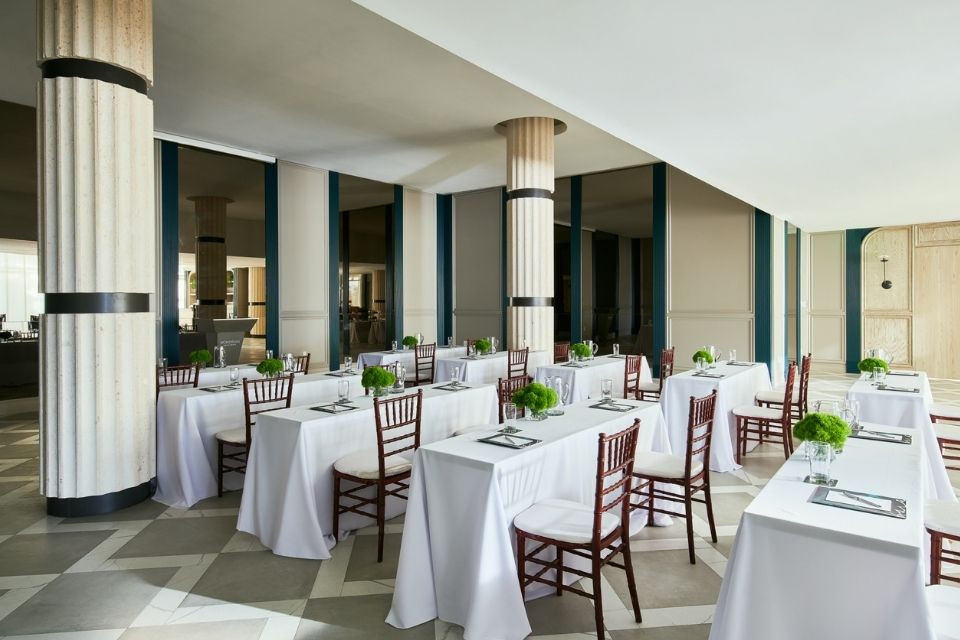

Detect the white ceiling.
xmin=0 ymin=0 xmax=656 ymax=196
xmin=357 ymin=0 xmax=960 ymax=232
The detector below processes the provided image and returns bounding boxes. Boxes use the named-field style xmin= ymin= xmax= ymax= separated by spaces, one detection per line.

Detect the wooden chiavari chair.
xmin=497 ymin=375 xmax=531 ymax=423
xmin=413 ymin=343 xmax=436 ymax=386
xmin=930 ymin=405 xmax=960 ymax=472
xmin=333 ymin=389 xmax=422 ymax=562
xmin=623 ymin=354 xmax=644 ymax=399
xmin=925 ymin=501 xmax=960 ymax=585
xmin=292 ymin=353 xmax=311 ymax=375
xmin=636 ymin=347 xmax=674 ymax=401
xmin=733 ymin=363 xmax=796 ymax=462
xmin=631 ymin=390 xmax=718 ymax=564
xmin=554 ymin=341 xmax=570 ymax=363
xmin=508 ymin=347 xmax=529 ymax=378
xmin=156 ymin=363 xmax=200 ymax=399
xmin=756 ymin=353 xmax=811 ymax=421
xmin=514 ymin=420 xmax=643 ymax=638
xmin=215 ymin=373 xmax=294 ymax=496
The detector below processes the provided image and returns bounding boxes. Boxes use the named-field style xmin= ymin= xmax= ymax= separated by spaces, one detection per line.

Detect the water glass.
xmin=451 ymin=366 xmax=461 ymax=385
xmin=696 ymin=357 xmax=706 ymax=372
xmin=612 ymin=343 xmax=620 ymax=356
xmin=391 ymin=340 xmax=398 ymax=352
xmin=874 ymin=366 xmax=886 ymax=384
xmin=157 ymin=357 xmax=168 ymax=369
xmin=229 ymin=367 xmax=240 ymax=384
xmin=728 ymin=349 xmax=736 ymax=363
xmin=521 ymin=336 xmax=528 ymax=349
xmin=504 ymin=402 xmax=518 ymax=422
xmin=344 ymin=356 xmax=353 ymax=372
xmin=447 ymin=336 xmax=453 ymax=347
xmin=266 ymin=349 xmax=274 ymax=360
xmin=600 ymin=378 xmax=613 ymax=402
xmin=807 ymin=441 xmax=833 ymax=484
xmin=338 ymin=379 xmax=350 ymax=403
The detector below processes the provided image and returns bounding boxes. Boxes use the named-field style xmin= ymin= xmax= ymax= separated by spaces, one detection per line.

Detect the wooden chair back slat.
xmin=508 ymin=348 xmax=529 ymax=378
xmin=415 ymin=343 xmax=437 ymax=385
xmin=293 ymin=353 xmax=311 ymax=375
xmin=659 ymin=347 xmax=675 ymax=393
xmin=374 ymin=389 xmax=423 ymax=477
xmin=497 ymin=375 xmax=530 ymax=423
xmin=624 ymin=354 xmax=643 ymax=399
xmin=780 ymin=364 xmax=797 ymax=424
xmin=466 ymin=339 xmax=478 ymax=356
xmin=593 ymin=420 xmax=641 ymax=537
xmin=156 ymin=364 xmax=200 ymax=398
xmin=685 ymin=390 xmax=718 ymax=478
xmin=241 ymin=373 xmax=294 ymax=444
xmin=554 ymin=342 xmax=570 ymax=363
xmin=799 ymin=353 xmax=812 ymax=413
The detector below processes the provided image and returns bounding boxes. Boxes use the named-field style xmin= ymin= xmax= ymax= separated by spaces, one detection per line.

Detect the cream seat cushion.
xmin=732 ymin=405 xmax=783 ymax=421
xmin=755 ymin=389 xmax=800 ymax=404
xmin=934 ymin=421 xmax=960 ymax=442
xmin=514 ymin=498 xmax=617 ymax=544
xmin=637 ymin=380 xmax=661 ymax=393
xmin=931 ymin=403 xmax=960 ymax=421
xmin=926 ymin=500 xmax=960 ymax=537
xmin=334 ymin=450 xmax=411 ymax=480
xmin=926 ymin=585 xmax=960 ymax=640
xmin=215 ymin=427 xmax=249 ymax=444
xmin=634 ymin=451 xmax=702 ymax=479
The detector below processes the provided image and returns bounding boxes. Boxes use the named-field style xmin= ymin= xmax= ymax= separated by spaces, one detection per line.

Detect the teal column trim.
xmin=500 ymin=187 xmax=508 ymax=344
xmin=159 ymin=141 xmax=180 ymax=364
xmin=328 ymin=172 xmax=340 ymax=369
xmin=392 ymin=184 xmax=404 ymax=340
xmin=754 ymin=210 xmax=772 ymax=370
xmin=570 ymin=176 xmax=583 ymax=344
xmin=652 ymin=162 xmax=667 ymax=377
xmin=436 ymin=194 xmax=453 ymax=342
xmin=845 ymin=227 xmax=876 ymax=373
xmin=783 ymin=223 xmax=789 ymax=373
xmin=264 ymin=162 xmax=280 ymax=357
xmin=796 ymin=229 xmax=802 ymax=359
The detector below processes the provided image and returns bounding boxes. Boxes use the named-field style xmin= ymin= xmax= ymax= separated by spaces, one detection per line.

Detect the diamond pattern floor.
xmin=0 ymin=373 xmax=958 ymax=639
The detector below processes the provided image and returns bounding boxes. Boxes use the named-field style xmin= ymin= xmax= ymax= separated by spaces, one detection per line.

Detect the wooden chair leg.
xmin=703 ymin=483 xmax=718 ymax=543
xmin=516 ymin=531 xmax=526 ymax=600
xmin=556 ymin=548 xmax=563 ymax=596
xmin=377 ymin=481 xmax=386 ymax=563
xmin=931 ymin=531 xmax=943 ymax=585
xmin=735 ymin=417 xmax=743 ymax=465
xmin=217 ymin=441 xmax=224 ymax=498
xmin=781 ymin=421 xmax=791 ymax=459
xmin=621 ymin=535 xmax=643 ymax=623
xmin=591 ymin=554 xmax=605 ymax=639
xmin=684 ymin=488 xmax=696 ymax=565
xmin=646 ymin=479 xmax=655 ymax=526
xmin=331 ymin=474 xmax=341 ymax=543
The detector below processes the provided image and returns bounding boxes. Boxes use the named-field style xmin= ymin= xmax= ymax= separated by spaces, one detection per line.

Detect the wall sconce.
xmin=880 ymin=255 xmax=893 ymax=289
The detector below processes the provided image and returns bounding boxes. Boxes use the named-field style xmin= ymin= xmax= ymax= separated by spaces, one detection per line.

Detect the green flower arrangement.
xmin=402 ymin=335 xmax=418 ymax=348
xmin=511 ymin=382 xmax=559 ymax=419
xmin=361 ymin=367 xmax=396 ymax=395
xmin=474 ymin=338 xmax=492 ymax=355
xmin=692 ymin=349 xmax=714 ymax=364
xmin=571 ymin=342 xmax=592 ymax=359
xmin=793 ymin=412 xmax=851 ymax=451
xmin=256 ymin=358 xmax=284 ymax=377
xmin=858 ymin=357 xmax=889 ymax=373
xmin=189 ymin=349 xmax=213 ymax=366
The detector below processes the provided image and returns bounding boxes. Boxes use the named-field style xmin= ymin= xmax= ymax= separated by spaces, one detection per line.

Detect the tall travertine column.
xmin=248 ymin=266 xmax=267 ymax=337
xmin=189 ymin=196 xmax=231 ymax=320
xmin=38 ymin=0 xmax=156 ymax=515
xmin=233 ymin=268 xmax=249 ymax=320
xmin=501 ymin=117 xmax=565 ymax=352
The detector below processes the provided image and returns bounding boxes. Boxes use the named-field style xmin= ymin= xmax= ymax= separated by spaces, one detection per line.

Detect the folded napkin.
xmin=693 ymin=371 xmax=724 ymax=379
xmin=887 ymin=370 xmax=919 ymax=377
xmin=878 ymin=384 xmax=919 ymax=393
xmin=726 ymin=361 xmax=754 ymax=367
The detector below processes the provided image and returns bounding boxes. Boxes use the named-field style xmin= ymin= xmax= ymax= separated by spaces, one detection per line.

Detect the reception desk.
xmin=194 ymin=318 xmax=257 ymax=365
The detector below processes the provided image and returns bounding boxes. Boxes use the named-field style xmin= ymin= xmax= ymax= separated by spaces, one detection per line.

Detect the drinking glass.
xmin=447 ymin=336 xmax=453 ymax=347
xmin=158 ymin=357 xmax=168 ymax=369
xmin=451 ymin=366 xmax=461 ymax=386
xmin=338 ymin=379 xmax=350 ymax=403
xmin=504 ymin=402 xmax=518 ymax=422
xmin=874 ymin=366 xmax=886 ymax=385
xmin=696 ymin=357 xmax=706 ymax=372
xmin=612 ymin=343 xmax=620 ymax=356
xmin=344 ymin=356 xmax=353 ymax=372
xmin=600 ymin=378 xmax=614 ymax=403
xmin=266 ymin=349 xmax=274 ymax=360
xmin=814 ymin=400 xmax=840 ymax=416
xmin=391 ymin=340 xmax=398 ymax=352
xmin=807 ymin=442 xmax=833 ymax=484
xmin=728 ymin=349 xmax=737 ymax=363
xmin=710 ymin=347 xmax=720 ymax=368
xmin=229 ymin=367 xmax=240 ymax=385
xmin=521 ymin=336 xmax=528 ymax=349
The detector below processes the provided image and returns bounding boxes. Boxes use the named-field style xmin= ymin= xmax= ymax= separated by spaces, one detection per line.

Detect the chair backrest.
xmin=685 ymin=390 xmax=718 ymax=479
xmin=373 ymin=389 xmax=423 ymax=478
xmin=415 ymin=343 xmax=436 ymax=384
xmin=623 ymin=354 xmax=643 ymax=399
xmin=592 ymin=419 xmax=642 ymax=540
xmin=554 ymin=341 xmax=570 ymax=363
xmin=497 ymin=375 xmax=530 ymax=422
xmin=508 ymin=347 xmax=529 ymax=378
xmin=798 ymin=353 xmax=812 ymax=410
xmin=780 ymin=363 xmax=797 ymax=424
xmin=658 ymin=347 xmax=675 ymax=392
xmin=156 ymin=363 xmax=200 ymax=398
xmin=466 ymin=339 xmax=477 ymax=356
xmin=242 ymin=373 xmax=295 ymax=444
xmin=293 ymin=353 xmax=311 ymax=375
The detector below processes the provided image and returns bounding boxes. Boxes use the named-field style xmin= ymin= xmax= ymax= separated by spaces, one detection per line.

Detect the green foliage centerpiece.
xmin=361 ymin=367 xmax=396 ymax=397
xmin=858 ymin=357 xmax=889 ymax=375
xmin=793 ymin=412 xmax=851 ymax=453
xmin=511 ymin=382 xmax=559 ymax=421
xmin=402 ymin=335 xmax=418 ymax=349
xmin=474 ymin=338 xmax=492 ymax=356
xmin=691 ymin=348 xmax=714 ymax=365
xmin=256 ymin=358 xmax=284 ymax=378
xmin=570 ymin=342 xmax=592 ymax=361
xmin=189 ymin=349 xmax=213 ymax=368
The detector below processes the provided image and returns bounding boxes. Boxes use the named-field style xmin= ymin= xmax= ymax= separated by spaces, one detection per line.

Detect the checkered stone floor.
xmin=1 ymin=373 xmax=958 ymax=640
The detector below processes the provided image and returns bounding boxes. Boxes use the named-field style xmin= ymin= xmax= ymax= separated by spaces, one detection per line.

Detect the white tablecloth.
xmin=847 ymin=372 xmax=955 ymax=501
xmin=435 ymin=350 xmax=551 ymax=385
xmin=154 ymin=371 xmax=365 ymax=508
xmin=358 ymin=346 xmax=467 ymax=381
xmin=387 ymin=399 xmax=671 ymax=640
xmin=710 ymin=423 xmax=935 ymax=640
xmin=661 ymin=363 xmax=772 ymax=472
xmin=236 ymin=383 xmax=499 ymax=559
xmin=534 ymin=355 xmax=651 ymax=403
xmin=196 ymin=364 xmax=260 ymax=386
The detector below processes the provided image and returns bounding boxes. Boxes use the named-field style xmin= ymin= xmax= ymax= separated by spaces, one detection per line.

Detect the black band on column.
xmin=41 ymin=58 xmax=148 ymax=96
xmin=248 ymin=301 xmax=266 ymax=306
xmin=45 ymin=292 xmax=149 ymax=314
xmin=195 ymin=236 xmax=226 ymax=243
xmin=508 ymin=297 xmax=554 ymax=307
xmin=47 ymin=478 xmax=155 ymax=517
xmin=197 ymin=299 xmax=226 ymax=306
xmin=505 ymin=188 xmax=553 ymax=201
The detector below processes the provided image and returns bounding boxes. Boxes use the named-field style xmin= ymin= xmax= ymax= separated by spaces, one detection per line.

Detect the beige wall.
xmin=666 ymin=167 xmax=754 ymax=369
xmin=453 ymin=188 xmax=502 ymax=341
xmin=402 ymin=187 xmax=438 ymax=344
xmin=807 ymin=231 xmax=845 ymax=371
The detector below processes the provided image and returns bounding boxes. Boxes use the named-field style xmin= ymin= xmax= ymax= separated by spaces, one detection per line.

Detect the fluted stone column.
xmin=233 ymin=268 xmax=249 ymax=320
xmin=499 ymin=117 xmax=565 ymax=351
xmin=37 ymin=0 xmax=156 ymax=515
xmin=248 ymin=266 xmax=267 ymax=338
xmin=189 ymin=196 xmax=231 ymax=320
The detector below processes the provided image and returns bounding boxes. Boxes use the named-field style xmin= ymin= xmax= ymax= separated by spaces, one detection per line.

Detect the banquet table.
xmin=847 ymin=371 xmax=955 ymax=501
xmin=709 ymin=423 xmax=934 ymax=640
xmin=358 ymin=345 xmax=467 ymax=380
xmin=154 ymin=371 xmax=365 ymax=508
xmin=387 ymin=398 xmax=671 ymax=640
xmin=236 ymin=382 xmax=499 ymax=559
xmin=534 ymin=354 xmax=651 ymax=403
xmin=661 ymin=362 xmax=772 ymax=472
xmin=434 ymin=349 xmax=551 ymax=385
xmin=196 ymin=363 xmax=260 ymax=386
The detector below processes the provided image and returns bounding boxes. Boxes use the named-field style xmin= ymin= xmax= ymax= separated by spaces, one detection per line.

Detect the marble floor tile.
xmin=525 ymin=591 xmax=602 ymax=636
xmin=0 ymin=458 xmax=39 ymax=478
xmin=0 ymin=480 xmax=30 ymax=497
xmin=604 ymin=550 xmax=722 ymax=610
xmin=0 ymin=495 xmax=48 ymax=535
xmin=344 ymin=533 xmax=402 ymax=582
xmin=70 ymin=500 xmax=171 ymax=524
xmin=111 ymin=516 xmax=238 ymax=558
xmin=296 ymin=594 xmax=434 ymax=639
xmin=188 ymin=491 xmax=243 ymax=511
xmin=610 ymin=624 xmax=710 ymax=639
xmin=118 ymin=619 xmax=266 ymax=640
xmin=0 ymin=530 xmax=115 ymax=576
xmin=182 ymin=550 xmax=321 ymax=607
xmin=689 ymin=492 xmax=753 ymax=528
xmin=705 ymin=536 xmax=736 ymax=559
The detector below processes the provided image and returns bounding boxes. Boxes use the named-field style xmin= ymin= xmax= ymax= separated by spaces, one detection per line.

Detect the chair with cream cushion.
xmin=412 ymin=343 xmax=436 ymax=386
xmin=755 ymin=353 xmax=810 ymax=422
xmin=332 ymin=388 xmax=422 ymax=563
xmin=554 ymin=341 xmax=570 ymax=364
xmin=514 ymin=420 xmax=643 ymax=638
xmin=931 ymin=404 xmax=960 ymax=472
xmin=623 ymin=354 xmax=644 ymax=399
xmin=733 ymin=363 xmax=796 ymax=463
xmin=926 ymin=585 xmax=960 ymax=640
xmin=215 ymin=373 xmax=294 ymax=497
xmin=926 ymin=501 xmax=960 ymax=585
xmin=631 ymin=390 xmax=718 ymax=564
xmin=637 ymin=347 xmax=674 ymax=402
xmin=156 ymin=363 xmax=200 ymax=399
xmin=292 ymin=353 xmax=311 ymax=375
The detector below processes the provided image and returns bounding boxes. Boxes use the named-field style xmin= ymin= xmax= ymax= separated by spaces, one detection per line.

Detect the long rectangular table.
xmin=661 ymin=362 xmax=772 ymax=472
xmin=534 ymin=354 xmax=651 ymax=403
xmin=236 ymin=382 xmax=499 ymax=559
xmin=154 ymin=371 xmax=365 ymax=508
xmin=386 ymin=399 xmax=670 ymax=640
xmin=709 ymin=423 xmax=935 ymax=640
xmin=435 ymin=349 xmax=551 ymax=385
xmin=357 ymin=345 xmax=468 ymax=380
xmin=847 ymin=371 xmax=955 ymax=501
